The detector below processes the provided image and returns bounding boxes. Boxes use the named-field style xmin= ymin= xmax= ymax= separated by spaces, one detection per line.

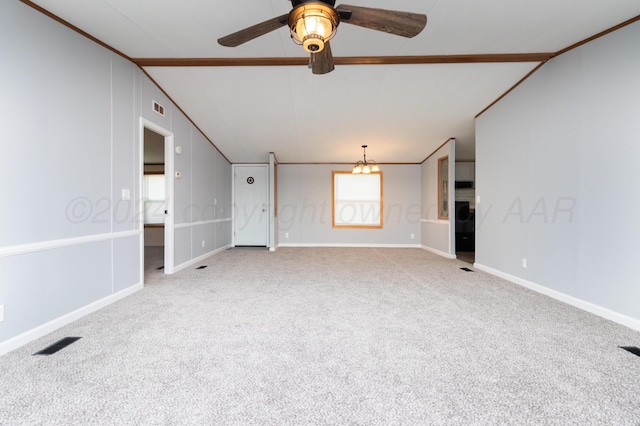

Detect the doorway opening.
xmin=454 ymin=201 xmax=475 ymax=264
xmin=454 ymin=162 xmax=476 ymax=264
xmin=140 ymin=119 xmax=174 ymax=280
xmin=143 ymin=127 xmax=165 ymax=276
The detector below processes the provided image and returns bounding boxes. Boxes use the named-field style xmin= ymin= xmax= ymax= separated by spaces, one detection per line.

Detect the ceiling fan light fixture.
xmin=289 ymin=2 xmax=339 ymax=53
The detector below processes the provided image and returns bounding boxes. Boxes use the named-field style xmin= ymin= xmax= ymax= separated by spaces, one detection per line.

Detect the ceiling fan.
xmin=217 ymin=0 xmax=427 ymax=75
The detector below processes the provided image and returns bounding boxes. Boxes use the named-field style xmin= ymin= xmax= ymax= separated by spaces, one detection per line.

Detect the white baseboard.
xmin=0 ymin=283 xmax=143 ymax=356
xmin=421 ymin=245 xmax=456 ymax=259
xmin=171 ymin=244 xmax=232 ymax=273
xmin=278 ymin=243 xmax=422 ymax=248
xmin=474 ymin=263 xmax=640 ymax=332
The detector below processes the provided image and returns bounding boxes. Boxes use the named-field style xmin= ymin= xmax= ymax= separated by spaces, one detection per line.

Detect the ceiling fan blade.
xmin=336 ymin=5 xmax=426 ymax=38
xmin=311 ymin=41 xmax=335 ymax=75
xmin=218 ymin=14 xmax=289 ymax=47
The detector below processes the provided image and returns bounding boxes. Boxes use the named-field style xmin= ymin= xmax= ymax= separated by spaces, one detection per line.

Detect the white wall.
xmin=0 ymin=1 xmax=231 ymax=354
xmin=420 ymin=140 xmax=456 ymax=258
xmin=269 ymin=154 xmax=278 ymax=250
xmin=277 ymin=164 xmax=421 ymax=246
xmin=475 ymin=21 xmax=640 ymax=329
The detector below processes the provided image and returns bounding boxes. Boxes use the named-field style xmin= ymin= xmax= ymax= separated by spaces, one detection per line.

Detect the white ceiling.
xmin=27 ymin=0 xmax=640 ymax=163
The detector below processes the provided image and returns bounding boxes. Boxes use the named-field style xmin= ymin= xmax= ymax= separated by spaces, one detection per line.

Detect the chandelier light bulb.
xmin=352 ymin=145 xmax=380 ymax=174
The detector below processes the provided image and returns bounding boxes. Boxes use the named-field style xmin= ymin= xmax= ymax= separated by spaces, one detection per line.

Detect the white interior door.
xmin=234 ymin=165 xmax=269 ymax=246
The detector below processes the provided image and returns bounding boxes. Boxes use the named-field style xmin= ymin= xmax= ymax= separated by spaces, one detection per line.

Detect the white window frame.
xmin=143 ymin=173 xmax=165 ymax=224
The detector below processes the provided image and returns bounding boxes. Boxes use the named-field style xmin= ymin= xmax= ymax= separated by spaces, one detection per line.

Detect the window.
xmin=438 ymin=156 xmax=449 ymax=220
xmin=332 ymin=171 xmax=383 ymax=228
xmin=144 ymin=174 xmax=165 ymax=224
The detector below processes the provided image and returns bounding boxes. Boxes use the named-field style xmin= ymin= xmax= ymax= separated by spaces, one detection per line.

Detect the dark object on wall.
xmin=455 ymin=181 xmax=474 ymax=189
xmin=455 ymin=201 xmax=474 ymax=252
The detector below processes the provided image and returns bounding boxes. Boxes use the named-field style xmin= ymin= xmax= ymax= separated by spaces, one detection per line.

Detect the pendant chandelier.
xmin=352 ymin=145 xmax=380 ymax=174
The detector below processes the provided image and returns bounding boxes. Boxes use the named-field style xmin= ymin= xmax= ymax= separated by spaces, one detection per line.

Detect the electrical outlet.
xmin=285 ymin=232 xmax=289 ymax=239
xmin=410 ymin=233 xmax=415 ymax=240
xmin=202 ymin=240 xmax=205 ymax=247
xmin=522 ymin=258 xmax=527 ymax=268
xmin=0 ymin=304 xmax=4 ymax=323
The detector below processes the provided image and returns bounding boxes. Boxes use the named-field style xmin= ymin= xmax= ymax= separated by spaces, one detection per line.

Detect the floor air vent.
xmin=620 ymin=346 xmax=640 ymax=357
xmin=460 ymin=267 xmax=473 ymax=272
xmin=196 ymin=265 xmax=207 ymax=270
xmin=156 ymin=266 xmax=164 ymax=270
xmin=34 ymin=337 xmax=81 ymax=356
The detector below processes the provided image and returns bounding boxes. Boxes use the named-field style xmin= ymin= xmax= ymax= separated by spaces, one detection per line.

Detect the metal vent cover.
xmin=152 ymin=100 xmax=165 ymax=117
xmin=34 ymin=337 xmax=81 ymax=356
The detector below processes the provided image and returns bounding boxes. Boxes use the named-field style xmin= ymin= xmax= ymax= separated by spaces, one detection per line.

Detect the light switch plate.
xmin=122 ymin=189 xmax=130 ymax=201
xmin=0 ymin=304 xmax=4 ymax=322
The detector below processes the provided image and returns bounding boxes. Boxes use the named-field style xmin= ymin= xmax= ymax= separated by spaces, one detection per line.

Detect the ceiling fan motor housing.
xmin=291 ymin=0 xmax=336 ymax=7
xmin=288 ymin=0 xmax=340 ymax=53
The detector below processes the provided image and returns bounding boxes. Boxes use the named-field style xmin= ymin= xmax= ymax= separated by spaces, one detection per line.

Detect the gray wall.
xmin=475 ymin=21 xmax=640 ymax=327
xmin=277 ymin=164 xmax=421 ymax=246
xmin=0 ymin=1 xmax=231 ymax=353
xmin=420 ymin=141 xmax=456 ymax=257
xmin=168 ymin=106 xmax=232 ymax=268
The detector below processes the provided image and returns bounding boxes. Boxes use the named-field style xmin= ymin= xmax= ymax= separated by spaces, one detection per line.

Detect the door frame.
xmin=232 ymin=164 xmax=269 ymax=247
xmin=139 ymin=118 xmax=175 ymax=277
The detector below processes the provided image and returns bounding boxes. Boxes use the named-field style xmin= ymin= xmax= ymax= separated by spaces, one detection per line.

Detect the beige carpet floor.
xmin=1 ymin=247 xmax=639 ymax=425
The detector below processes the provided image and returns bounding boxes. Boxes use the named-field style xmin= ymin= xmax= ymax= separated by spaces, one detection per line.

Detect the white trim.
xmin=174 ymin=218 xmax=232 ymax=229
xmin=421 ymin=245 xmax=457 ymax=259
xmin=268 ymin=154 xmax=277 ymax=250
xmin=0 ymin=283 xmax=142 ymax=356
xmin=448 ymin=140 xmax=456 ymax=257
xmin=474 ymin=263 xmax=640 ymax=332
xmin=421 ymin=218 xmax=449 ymax=224
xmin=110 ymin=60 xmax=115 ymax=294
xmin=278 ymin=243 xmax=422 ymax=248
xmin=172 ymin=244 xmax=232 ymax=273
xmin=0 ymin=230 xmax=140 ymax=258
